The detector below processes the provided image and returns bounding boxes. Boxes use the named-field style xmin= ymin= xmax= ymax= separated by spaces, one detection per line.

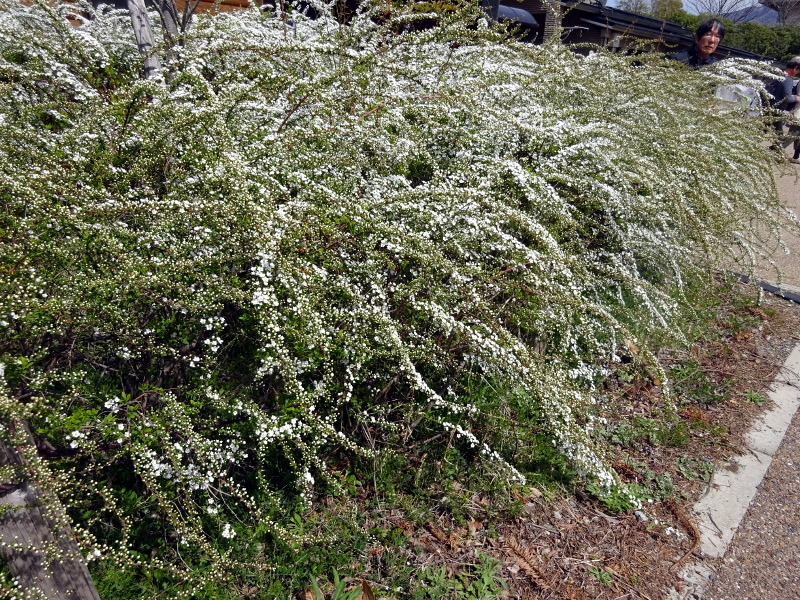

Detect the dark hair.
xmin=695 ymin=19 xmax=725 ymax=41
xmin=787 ymin=56 xmax=800 ymax=70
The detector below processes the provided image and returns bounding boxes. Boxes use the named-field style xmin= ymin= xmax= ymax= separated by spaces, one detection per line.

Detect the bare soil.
xmin=376 ymin=284 xmax=800 ymax=600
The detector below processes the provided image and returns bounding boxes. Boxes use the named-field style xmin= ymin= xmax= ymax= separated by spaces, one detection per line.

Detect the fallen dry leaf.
xmin=360 ymin=579 xmax=376 ymax=600
xmin=425 ymin=522 xmax=447 ymax=542
xmin=297 ymin=588 xmax=316 ymax=600
xmin=747 ymin=306 xmax=771 ymax=320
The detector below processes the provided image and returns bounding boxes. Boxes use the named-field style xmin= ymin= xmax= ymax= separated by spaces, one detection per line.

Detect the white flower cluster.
xmin=440 ymin=421 xmax=525 ymax=483
xmin=0 ymin=0 xmax=788 ymax=590
xmin=221 ymin=522 xmax=236 ymax=539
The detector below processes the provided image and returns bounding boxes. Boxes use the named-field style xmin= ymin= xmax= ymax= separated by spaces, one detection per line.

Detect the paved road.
xmin=755 ymin=165 xmax=800 ymax=289
xmin=702 ymin=402 xmax=800 ymax=599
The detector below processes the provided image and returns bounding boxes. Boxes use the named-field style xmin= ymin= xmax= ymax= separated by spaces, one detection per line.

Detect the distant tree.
xmin=725 ymin=20 xmax=778 ymax=55
xmin=761 ymin=0 xmax=800 ymax=25
xmin=720 ymin=20 xmax=800 ymax=59
xmin=772 ymin=23 xmax=800 ymax=56
xmin=668 ymin=8 xmax=702 ymax=29
xmin=652 ymin=0 xmax=685 ymax=20
xmin=686 ymin=0 xmax=760 ymax=20
xmin=616 ymin=0 xmax=695 ymax=22
xmin=616 ymin=0 xmax=652 ymax=15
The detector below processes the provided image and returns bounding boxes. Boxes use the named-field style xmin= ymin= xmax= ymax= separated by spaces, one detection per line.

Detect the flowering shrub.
xmin=0 ymin=0 xmax=789 ymax=596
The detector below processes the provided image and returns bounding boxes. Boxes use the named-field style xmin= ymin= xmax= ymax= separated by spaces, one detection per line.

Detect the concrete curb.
xmin=671 ymin=342 xmax=800 ymax=599
xmin=735 ymin=273 xmax=800 ymax=305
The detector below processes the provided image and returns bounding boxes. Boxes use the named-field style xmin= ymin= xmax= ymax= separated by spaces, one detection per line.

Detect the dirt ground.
xmin=357 ymin=163 xmax=800 ymax=600
xmin=488 ymin=164 xmax=800 ymax=599
xmin=497 ymin=291 xmax=800 ymax=600
xmin=397 ymin=285 xmax=800 ymax=600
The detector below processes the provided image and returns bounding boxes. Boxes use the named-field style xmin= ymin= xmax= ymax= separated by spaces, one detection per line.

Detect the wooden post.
xmin=0 ymin=426 xmax=101 ymax=600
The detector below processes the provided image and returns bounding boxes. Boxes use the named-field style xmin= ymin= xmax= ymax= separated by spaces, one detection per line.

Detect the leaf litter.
xmin=345 ymin=282 xmax=800 ymax=600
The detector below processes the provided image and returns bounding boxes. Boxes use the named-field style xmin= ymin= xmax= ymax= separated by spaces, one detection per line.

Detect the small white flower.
xmin=221 ymin=523 xmax=236 ymax=539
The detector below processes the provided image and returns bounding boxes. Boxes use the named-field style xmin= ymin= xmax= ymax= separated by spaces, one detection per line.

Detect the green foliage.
xmin=671 ymin=359 xmax=730 ymax=405
xmin=310 ymin=570 xmax=364 ymax=600
xmin=604 ymin=415 xmax=689 ymax=449
xmin=615 ymin=0 xmax=694 ymax=26
xmin=0 ymin=0 xmax=791 ymax=597
xmin=588 ymin=565 xmax=614 ymax=586
xmin=676 ymin=455 xmax=714 ymax=481
xmin=616 ymin=0 xmax=652 ymax=15
xmin=651 ymin=0 xmax=685 ymax=22
xmin=586 ymin=483 xmax=650 ymax=513
xmin=721 ymin=20 xmax=800 ymax=61
xmin=668 ymin=9 xmax=700 ymax=33
xmin=412 ymin=552 xmax=506 ymax=600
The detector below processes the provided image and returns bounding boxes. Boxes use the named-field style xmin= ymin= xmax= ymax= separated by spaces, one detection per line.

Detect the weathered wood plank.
xmin=0 ymin=426 xmax=101 ymax=600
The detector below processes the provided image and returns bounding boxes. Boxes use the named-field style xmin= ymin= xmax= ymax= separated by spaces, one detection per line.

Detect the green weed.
xmin=588 ymin=566 xmax=613 ymax=586
xmin=587 ymin=483 xmax=650 ymax=513
xmin=604 ymin=416 xmax=689 ymax=449
xmin=309 ymin=570 xmax=364 ymax=600
xmin=412 ymin=552 xmax=507 ymax=599
xmin=676 ymin=456 xmax=714 ymax=482
xmin=671 ymin=360 xmax=729 ymax=405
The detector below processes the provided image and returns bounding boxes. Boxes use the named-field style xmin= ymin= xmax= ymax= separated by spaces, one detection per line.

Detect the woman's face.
xmin=696 ymin=26 xmax=722 ymax=58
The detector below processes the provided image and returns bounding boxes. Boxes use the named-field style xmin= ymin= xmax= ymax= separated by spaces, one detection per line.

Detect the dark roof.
xmin=566 ymin=0 xmax=767 ymax=60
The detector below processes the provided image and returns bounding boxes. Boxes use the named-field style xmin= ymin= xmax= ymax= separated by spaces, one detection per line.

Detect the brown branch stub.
xmin=666 ymin=498 xmax=701 ymax=570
